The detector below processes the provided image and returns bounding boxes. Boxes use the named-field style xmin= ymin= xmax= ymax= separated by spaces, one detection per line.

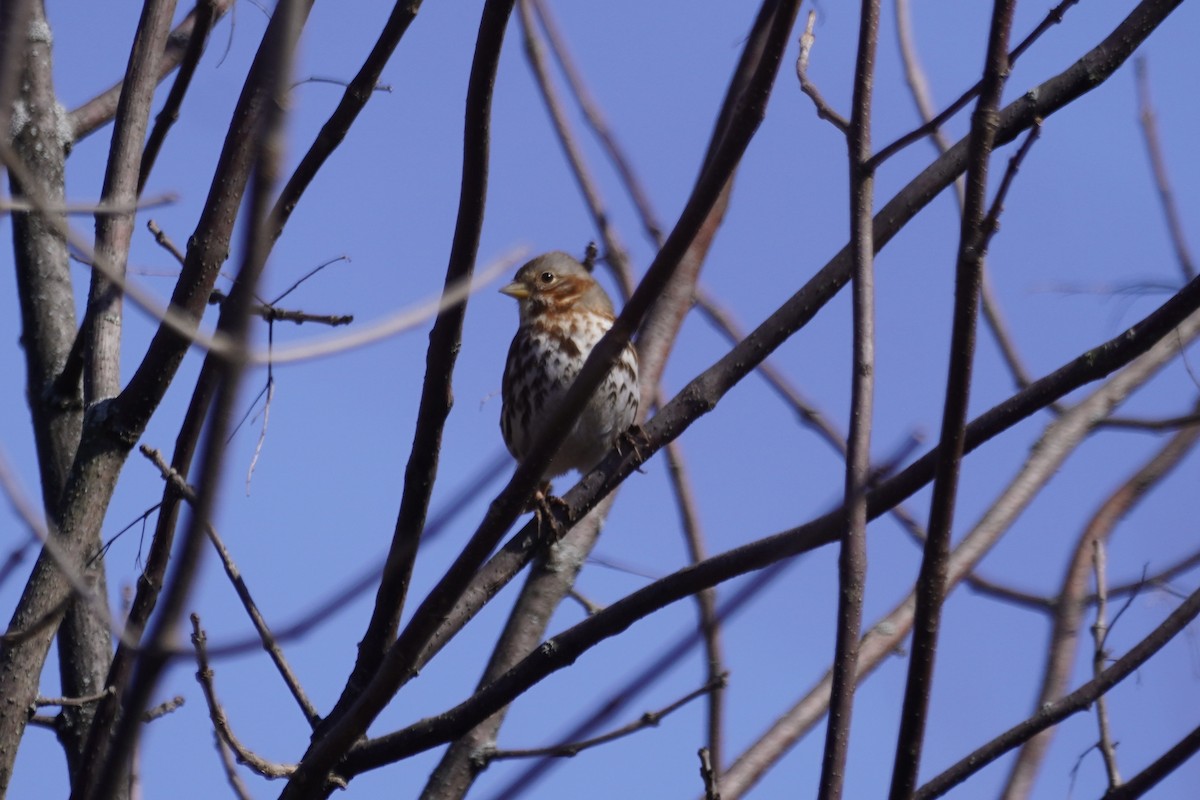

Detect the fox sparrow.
xmin=500 ymin=251 xmax=639 ymax=479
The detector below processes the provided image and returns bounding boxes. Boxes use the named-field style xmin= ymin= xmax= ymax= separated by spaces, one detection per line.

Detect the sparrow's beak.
xmin=499 ymin=281 xmax=529 ymax=299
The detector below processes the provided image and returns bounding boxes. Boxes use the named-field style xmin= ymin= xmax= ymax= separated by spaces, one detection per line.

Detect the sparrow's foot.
xmin=530 ymin=481 xmax=569 ymax=541
xmin=616 ymin=424 xmax=650 ymax=466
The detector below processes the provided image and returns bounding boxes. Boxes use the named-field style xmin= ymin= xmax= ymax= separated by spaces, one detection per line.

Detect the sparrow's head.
xmin=500 ymin=251 xmax=615 ymax=325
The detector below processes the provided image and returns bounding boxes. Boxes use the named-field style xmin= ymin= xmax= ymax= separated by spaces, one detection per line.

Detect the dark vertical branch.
xmin=82 ymin=0 xmax=301 ymax=795
xmin=818 ymin=1 xmax=878 ymax=798
xmin=312 ymin=0 xmax=516 ymax=745
xmin=888 ymin=3 xmax=1016 ymax=797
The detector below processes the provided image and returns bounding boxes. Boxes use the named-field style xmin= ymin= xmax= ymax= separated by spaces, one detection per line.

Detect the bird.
xmin=499 ymin=251 xmax=640 ymax=484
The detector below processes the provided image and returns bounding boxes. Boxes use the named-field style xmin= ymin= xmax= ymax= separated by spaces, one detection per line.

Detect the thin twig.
xmin=208 ymin=290 xmax=355 ymax=327
xmin=1098 ymin=411 xmax=1200 ymax=431
xmin=190 ymin=616 xmax=300 ymax=782
xmin=35 ymin=689 xmax=113 ymax=708
xmin=139 ymin=445 xmax=321 ymax=727
xmin=1134 ymin=57 xmax=1195 ymax=281
xmin=1091 ymin=540 xmax=1123 ymax=789
xmin=213 ymin=734 xmax=256 ymax=800
xmin=290 ymin=75 xmax=392 ymax=92
xmin=141 ymin=696 xmax=185 ymax=722
xmin=146 ymin=219 xmax=186 ymax=266
xmin=795 ymin=12 xmax=849 ymax=133
xmin=0 ymin=193 xmax=178 ymax=214
xmin=480 ymin=675 xmax=726 ymax=763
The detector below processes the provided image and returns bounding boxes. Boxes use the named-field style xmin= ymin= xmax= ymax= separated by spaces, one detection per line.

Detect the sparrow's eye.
xmin=539 ymin=271 xmax=555 ymax=284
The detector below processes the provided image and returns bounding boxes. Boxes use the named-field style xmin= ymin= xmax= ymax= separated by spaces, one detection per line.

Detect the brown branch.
xmin=86 ymin=0 xmax=179 ymax=406
xmin=699 ymin=747 xmax=720 ymax=800
xmin=1100 ymin=411 xmax=1200 ymax=431
xmin=818 ymin=1 xmax=878 ymax=797
xmin=1 ymin=3 xmax=83 ymax=786
xmin=190 ymin=616 xmax=299 ymax=782
xmin=1134 ymin=57 xmax=1195 ymax=281
xmin=915 ymin=583 xmax=1200 ymax=799
xmin=141 ymin=695 xmax=185 ymax=723
xmin=207 ymin=288 xmax=354 ymax=327
xmin=146 ymin=219 xmax=186 ymax=266
xmin=213 ymin=734 xmax=255 ymax=800
xmin=35 ymin=689 xmax=113 ymax=709
xmin=664 ymin=439 xmax=728 ymax=773
xmin=890 ymin=5 xmax=1016 ymax=796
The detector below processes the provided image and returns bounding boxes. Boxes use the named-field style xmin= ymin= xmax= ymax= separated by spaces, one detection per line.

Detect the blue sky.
xmin=2 ymin=1 xmax=1198 ymax=798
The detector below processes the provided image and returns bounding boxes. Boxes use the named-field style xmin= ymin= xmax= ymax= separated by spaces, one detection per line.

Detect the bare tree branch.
xmin=889 ymin=5 xmax=1015 ymax=796
xmin=818 ymin=1 xmax=878 ymax=796
xmin=190 ymin=616 xmax=299 ymax=782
